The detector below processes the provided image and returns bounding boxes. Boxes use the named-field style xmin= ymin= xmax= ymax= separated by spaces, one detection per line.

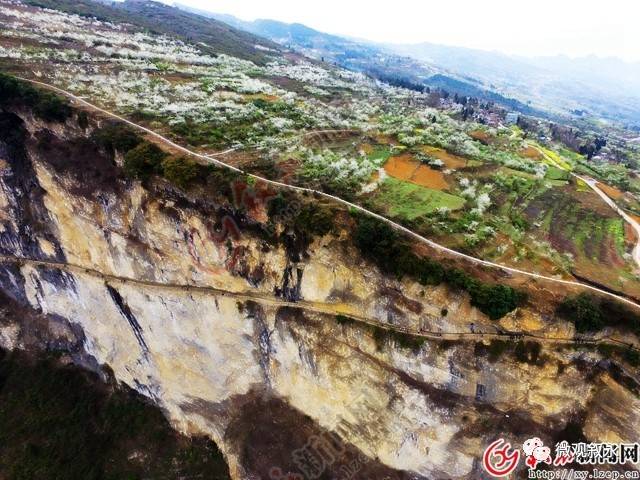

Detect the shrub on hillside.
xmin=354 ymin=216 xmax=400 ymax=274
xmin=467 ymin=283 xmax=524 ymax=321
xmin=352 ymin=214 xmax=523 ymax=319
xmin=598 ymin=299 xmax=640 ymax=335
xmin=161 ymin=156 xmax=199 ymax=189
xmin=0 ymin=73 xmax=71 ymax=122
xmin=32 ymin=93 xmax=72 ymax=122
xmin=335 ymin=314 xmax=353 ymax=326
xmin=294 ymin=204 xmax=335 ymax=237
xmin=557 ymin=293 xmax=604 ymax=333
xmin=487 ymin=340 xmax=509 ymax=362
xmin=624 ymin=348 xmax=640 ymax=367
xmin=267 ymin=193 xmax=288 ymax=218
xmin=123 ymin=142 xmax=167 ymax=181
xmin=77 ymin=111 xmax=89 ymax=130
xmin=475 ymin=339 xmax=510 ymax=362
xmin=558 ymin=292 xmax=640 ymax=336
xmin=92 ymin=123 xmax=142 ymax=153
xmin=514 ymin=341 xmax=542 ymax=364
xmin=390 ymin=331 xmax=426 ymax=352
xmin=410 ymin=257 xmax=445 ymax=286
xmin=205 ymin=166 xmax=241 ymax=197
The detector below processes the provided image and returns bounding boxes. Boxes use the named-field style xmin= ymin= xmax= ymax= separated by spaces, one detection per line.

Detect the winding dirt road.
xmin=2 ymin=253 xmax=638 ymax=353
xmin=534 ymin=144 xmax=640 ymax=269
xmin=17 ymin=78 xmax=640 ymax=311
xmin=576 ymin=175 xmax=640 ymax=268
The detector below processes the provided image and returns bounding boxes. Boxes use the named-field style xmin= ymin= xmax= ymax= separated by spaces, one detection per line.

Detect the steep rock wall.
xmin=0 ymin=108 xmax=638 ymax=479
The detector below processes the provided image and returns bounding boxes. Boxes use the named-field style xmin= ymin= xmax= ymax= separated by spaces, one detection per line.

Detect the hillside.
xmin=2 ymin=70 xmax=640 ymax=479
xmin=177 ymin=4 xmax=640 ymax=127
xmin=1 ymin=1 xmax=640 ymax=479
xmin=175 ymin=4 xmax=547 ymax=118
xmin=24 ymin=0 xmax=283 ymax=64
xmin=2 ymin=0 xmax=639 ymax=332
xmin=389 ymin=42 xmax=640 ymax=127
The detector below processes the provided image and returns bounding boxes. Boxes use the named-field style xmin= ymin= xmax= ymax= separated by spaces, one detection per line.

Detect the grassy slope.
xmin=373 ymin=177 xmax=465 ymax=220
xmin=24 ymin=0 xmax=281 ymax=64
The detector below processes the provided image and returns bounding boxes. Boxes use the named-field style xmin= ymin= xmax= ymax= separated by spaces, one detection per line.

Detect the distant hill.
xmin=174 ymin=3 xmax=402 ymax=68
xmin=174 ymin=4 xmax=548 ymax=119
xmin=174 ymin=3 xmax=640 ymax=127
xmin=24 ymin=0 xmax=283 ymax=64
xmin=386 ymin=43 xmax=640 ymax=127
xmin=30 ymin=0 xmax=639 ymax=126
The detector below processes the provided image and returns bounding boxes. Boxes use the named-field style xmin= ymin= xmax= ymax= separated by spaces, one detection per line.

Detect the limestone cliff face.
xmin=0 ymin=108 xmax=639 ymax=479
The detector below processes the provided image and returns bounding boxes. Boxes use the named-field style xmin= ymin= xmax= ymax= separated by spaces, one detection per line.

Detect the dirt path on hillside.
xmin=2 ymin=253 xmax=638 ymax=353
xmin=18 ymin=78 xmax=640 ymax=312
xmin=577 ymin=175 xmax=640 ymax=269
xmin=532 ymin=142 xmax=640 ymax=270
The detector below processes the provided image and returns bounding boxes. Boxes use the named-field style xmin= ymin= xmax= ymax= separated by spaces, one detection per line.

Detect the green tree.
xmin=295 ymin=204 xmax=335 ymax=237
xmin=92 ymin=123 xmax=141 ymax=153
xmin=161 ymin=156 xmax=199 ymax=189
xmin=469 ymin=283 xmax=523 ymax=321
xmin=0 ymin=73 xmax=71 ymax=122
xmin=123 ymin=142 xmax=166 ymax=181
xmin=557 ymin=293 xmax=604 ymax=333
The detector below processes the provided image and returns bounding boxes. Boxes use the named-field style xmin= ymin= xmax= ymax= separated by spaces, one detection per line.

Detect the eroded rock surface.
xmin=1 ymin=107 xmax=639 ymax=479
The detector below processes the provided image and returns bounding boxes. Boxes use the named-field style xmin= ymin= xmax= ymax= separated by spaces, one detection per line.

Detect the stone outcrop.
xmin=0 ymin=106 xmax=638 ymax=479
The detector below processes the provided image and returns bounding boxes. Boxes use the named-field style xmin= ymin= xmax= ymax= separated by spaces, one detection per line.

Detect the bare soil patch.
xmin=384 ymin=154 xmax=448 ymax=190
xmin=421 ymin=145 xmax=467 ymax=169
xmin=520 ymin=146 xmax=543 ymax=160
xmin=597 ymin=182 xmax=625 ymax=200
xmin=468 ymin=129 xmax=493 ymax=145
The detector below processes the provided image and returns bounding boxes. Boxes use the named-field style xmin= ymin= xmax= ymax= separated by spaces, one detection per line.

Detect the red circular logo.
xmin=482 ymin=438 xmax=521 ymax=477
